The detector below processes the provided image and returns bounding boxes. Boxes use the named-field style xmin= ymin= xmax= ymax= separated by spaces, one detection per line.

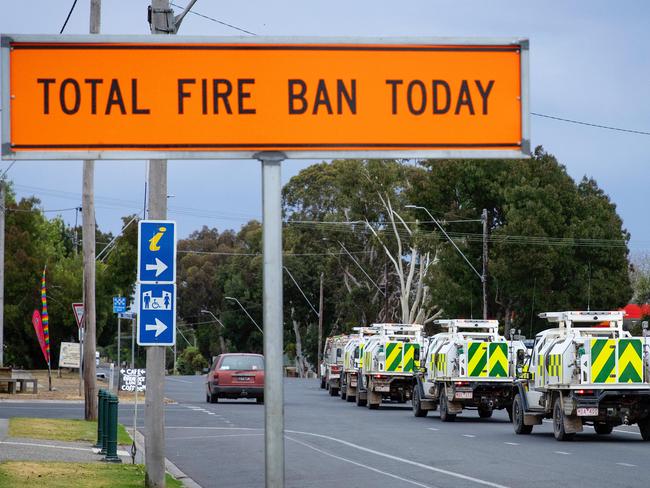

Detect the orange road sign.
xmin=1 ymin=35 xmax=529 ymax=160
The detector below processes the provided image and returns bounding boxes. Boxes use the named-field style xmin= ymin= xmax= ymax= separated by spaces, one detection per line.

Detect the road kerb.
xmin=134 ymin=428 xmax=202 ymax=488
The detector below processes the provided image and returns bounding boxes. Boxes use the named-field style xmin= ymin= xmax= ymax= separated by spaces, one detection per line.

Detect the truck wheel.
xmin=439 ymin=391 xmax=456 ymax=422
xmin=341 ymin=388 xmax=347 ymax=400
xmin=553 ymin=397 xmax=574 ymax=441
xmin=329 ymin=386 xmax=338 ymax=397
xmin=513 ymin=394 xmax=532 ymax=435
xmin=346 ymin=393 xmax=355 ymax=402
xmin=637 ymin=418 xmax=650 ymax=441
xmin=356 ymin=392 xmax=367 ymax=407
xmin=412 ymin=386 xmax=428 ymax=417
xmin=593 ymin=423 xmax=612 ymax=435
xmin=478 ymin=407 xmax=493 ymax=419
xmin=367 ymin=401 xmax=379 ymax=410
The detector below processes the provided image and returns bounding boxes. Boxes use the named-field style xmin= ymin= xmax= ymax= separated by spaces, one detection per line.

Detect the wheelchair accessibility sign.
xmin=137 ymin=283 xmax=175 ymax=346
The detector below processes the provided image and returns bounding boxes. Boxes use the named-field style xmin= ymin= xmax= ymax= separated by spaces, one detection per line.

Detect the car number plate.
xmin=235 ymin=376 xmax=253 ymax=382
xmin=577 ymin=407 xmax=598 ymax=417
xmin=375 ymin=385 xmax=390 ymax=392
xmin=455 ymin=391 xmax=473 ymax=399
xmin=350 ymin=380 xmax=357 ymax=387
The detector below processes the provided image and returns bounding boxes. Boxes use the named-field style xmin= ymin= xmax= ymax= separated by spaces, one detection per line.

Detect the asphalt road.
xmin=2 ymin=377 xmax=649 ymax=488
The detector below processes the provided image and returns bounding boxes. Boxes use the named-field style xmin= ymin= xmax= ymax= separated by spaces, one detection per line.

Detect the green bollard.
xmin=95 ymin=389 xmax=105 ymax=448
xmin=100 ymin=391 xmax=110 ymax=454
xmin=103 ymin=392 xmax=122 ymax=463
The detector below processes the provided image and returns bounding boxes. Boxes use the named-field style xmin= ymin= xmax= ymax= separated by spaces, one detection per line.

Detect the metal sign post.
xmin=257 ymin=152 xmax=285 ymax=487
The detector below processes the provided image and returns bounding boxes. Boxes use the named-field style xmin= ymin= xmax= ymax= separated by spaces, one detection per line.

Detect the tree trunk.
xmin=503 ymin=304 xmax=512 ymax=338
xmin=218 ymin=336 xmax=228 ymax=354
xmin=291 ymin=307 xmax=307 ymax=378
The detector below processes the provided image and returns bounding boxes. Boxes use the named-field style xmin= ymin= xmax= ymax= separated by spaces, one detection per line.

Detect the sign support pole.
xmin=144 ymin=160 xmax=167 ymax=488
xmin=117 ymin=316 xmax=121 ymax=375
xmin=257 ymin=151 xmax=285 ymax=488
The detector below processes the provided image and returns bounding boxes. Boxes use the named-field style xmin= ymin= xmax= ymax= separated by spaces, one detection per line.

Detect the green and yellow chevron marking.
xmin=359 ymin=344 xmax=365 ymax=368
xmin=618 ymin=339 xmax=643 ymax=383
xmin=546 ymin=354 xmax=562 ymax=382
xmin=468 ymin=342 xmax=488 ymax=377
xmin=435 ymin=353 xmax=447 ymax=375
xmin=488 ymin=342 xmax=509 ymax=377
xmin=591 ymin=339 xmax=617 ymax=384
xmin=537 ymin=355 xmax=544 ymax=384
xmin=385 ymin=342 xmax=403 ymax=372
xmin=402 ymin=343 xmax=419 ymax=372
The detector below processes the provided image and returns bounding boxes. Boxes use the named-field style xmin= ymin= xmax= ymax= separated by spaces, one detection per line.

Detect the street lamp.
xmin=406 ymin=204 xmax=487 ymax=319
xmin=200 ymin=309 xmax=226 ymax=328
xmin=225 ymin=297 xmax=264 ymax=334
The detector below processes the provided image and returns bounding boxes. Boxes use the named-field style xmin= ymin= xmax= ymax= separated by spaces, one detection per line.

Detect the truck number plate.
xmin=577 ymin=407 xmax=598 ymax=417
xmin=455 ymin=391 xmax=473 ymax=399
xmin=375 ymin=386 xmax=390 ymax=392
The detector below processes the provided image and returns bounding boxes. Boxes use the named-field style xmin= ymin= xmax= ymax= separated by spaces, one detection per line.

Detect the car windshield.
xmin=219 ymin=355 xmax=264 ymax=371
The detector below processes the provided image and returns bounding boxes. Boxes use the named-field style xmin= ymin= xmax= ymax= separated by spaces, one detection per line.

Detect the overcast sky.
xmin=1 ymin=1 xmax=648 ymax=256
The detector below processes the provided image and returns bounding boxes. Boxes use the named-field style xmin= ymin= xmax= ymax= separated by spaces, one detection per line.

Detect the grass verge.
xmin=0 ymin=462 xmax=182 ymax=488
xmin=8 ymin=418 xmax=132 ymax=445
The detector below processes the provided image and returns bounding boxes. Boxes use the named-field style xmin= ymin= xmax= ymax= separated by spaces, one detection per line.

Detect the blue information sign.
xmin=113 ymin=296 xmax=127 ymax=314
xmin=137 ymin=283 xmax=176 ymax=346
xmin=138 ymin=220 xmax=176 ymax=283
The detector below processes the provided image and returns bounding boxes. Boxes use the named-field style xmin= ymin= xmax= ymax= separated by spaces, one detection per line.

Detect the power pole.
xmin=318 ymin=272 xmax=324 ymax=378
xmin=82 ymin=0 xmax=101 ymax=421
xmin=0 ymin=181 xmax=4 ymax=367
xmin=146 ymin=2 xmax=173 ymax=486
xmin=482 ymin=208 xmax=488 ymax=320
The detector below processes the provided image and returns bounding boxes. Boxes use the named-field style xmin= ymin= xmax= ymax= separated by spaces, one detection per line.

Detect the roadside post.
xmin=113 ymin=296 xmax=127 ymax=389
xmin=1 ymin=35 xmax=529 ymax=488
xmin=72 ymin=302 xmax=85 ymax=396
xmin=95 ymin=388 xmax=105 ymax=448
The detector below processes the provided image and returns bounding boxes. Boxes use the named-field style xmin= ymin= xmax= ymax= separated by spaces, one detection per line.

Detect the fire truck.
xmin=412 ymin=319 xmax=526 ymax=421
xmin=357 ymin=324 xmax=425 ymax=409
xmin=511 ymin=311 xmax=650 ymax=440
xmin=339 ymin=327 xmax=379 ymax=402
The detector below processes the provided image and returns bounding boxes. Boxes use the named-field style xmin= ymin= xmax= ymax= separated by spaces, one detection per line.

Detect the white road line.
xmin=462 ymin=434 xmax=476 ymax=438
xmin=286 ymin=430 xmax=511 ymax=488
xmin=169 ymin=433 xmax=264 ymax=441
xmin=166 ymin=378 xmax=194 ymax=384
xmin=427 ymin=428 xmax=439 ymax=431
xmin=165 ymin=426 xmax=261 ymax=431
xmin=554 ymin=451 xmax=571 ymax=455
xmin=504 ymin=442 xmax=520 ymax=446
xmin=286 ymin=436 xmax=438 ymax=488
xmin=0 ymin=440 xmax=126 ymax=456
xmin=616 ymin=463 xmax=636 ymax=467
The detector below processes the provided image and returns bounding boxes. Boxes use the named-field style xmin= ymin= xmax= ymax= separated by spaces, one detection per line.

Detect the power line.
xmin=59 ymin=0 xmax=79 ymax=34
xmin=532 ymin=112 xmax=650 ymax=136
xmin=169 ymin=2 xmax=257 ymax=35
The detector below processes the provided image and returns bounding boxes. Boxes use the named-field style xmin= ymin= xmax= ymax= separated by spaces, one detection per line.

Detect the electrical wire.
xmin=169 ymin=2 xmax=257 ymax=35
xmin=532 ymin=113 xmax=650 ymax=136
xmin=59 ymin=0 xmax=79 ymax=34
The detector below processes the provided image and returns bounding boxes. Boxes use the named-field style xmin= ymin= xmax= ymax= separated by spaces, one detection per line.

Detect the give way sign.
xmin=72 ymin=302 xmax=84 ymax=329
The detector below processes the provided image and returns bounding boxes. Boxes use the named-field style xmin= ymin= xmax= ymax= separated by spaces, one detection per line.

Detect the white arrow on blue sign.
xmin=138 ymin=220 xmax=176 ymax=283
xmin=137 ymin=283 xmax=176 ymax=346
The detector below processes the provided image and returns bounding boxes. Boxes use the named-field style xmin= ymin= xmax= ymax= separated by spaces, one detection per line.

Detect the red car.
xmin=205 ymin=353 xmax=264 ymax=404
